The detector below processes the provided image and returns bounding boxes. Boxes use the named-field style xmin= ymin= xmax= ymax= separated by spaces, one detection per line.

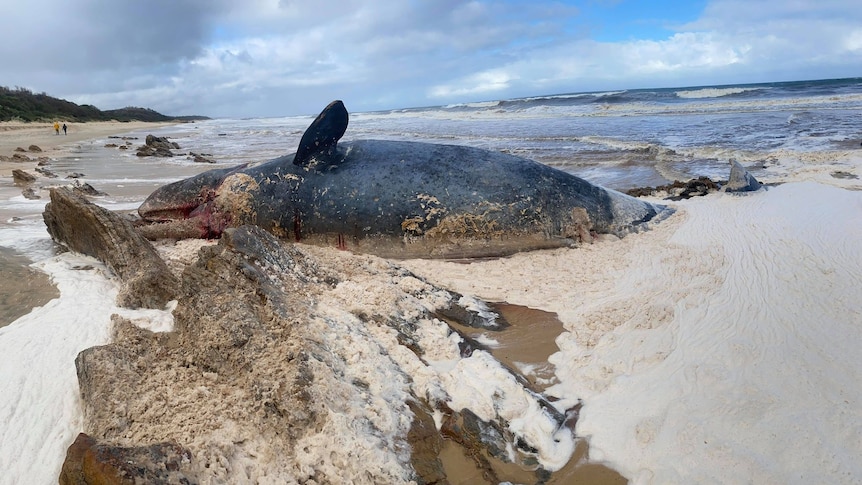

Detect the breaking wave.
xmin=675 ymin=87 xmax=765 ymax=99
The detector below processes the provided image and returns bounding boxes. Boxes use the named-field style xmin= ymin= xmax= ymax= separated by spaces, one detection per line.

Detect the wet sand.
xmin=441 ymin=300 xmax=627 ymax=484
xmin=437 ymin=440 xmax=626 ymax=485
xmin=0 ymin=121 xmax=177 ymax=166
xmin=445 ymin=302 xmax=563 ymax=391
xmin=0 ymin=247 xmax=58 ymax=328
xmin=0 ymin=120 xmax=178 ymax=328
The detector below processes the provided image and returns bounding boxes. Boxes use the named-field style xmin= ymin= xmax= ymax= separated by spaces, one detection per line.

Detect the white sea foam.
xmin=444 ymin=100 xmax=501 ymax=109
xmin=520 ymin=91 xmax=627 ymax=103
xmin=322 ymin=266 xmax=575 ymax=473
xmin=675 ymin=86 xmax=763 ymax=99
xmin=0 ymin=219 xmax=55 ymax=262
xmin=0 ymin=254 xmax=176 ymax=484
xmin=403 ymin=182 xmax=862 ymax=484
xmin=568 ymin=183 xmax=862 ymax=483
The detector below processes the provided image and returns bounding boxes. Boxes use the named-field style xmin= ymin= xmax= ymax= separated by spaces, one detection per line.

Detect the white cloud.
xmin=0 ymin=0 xmax=860 ymax=117
xmin=430 ymin=69 xmax=518 ymax=98
xmin=425 ymin=1 xmax=862 ymax=103
xmin=843 ymin=30 xmax=862 ymax=52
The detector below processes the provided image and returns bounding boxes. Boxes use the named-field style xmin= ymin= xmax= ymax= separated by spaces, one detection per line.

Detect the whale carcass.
xmin=139 ymin=101 xmax=670 ymax=258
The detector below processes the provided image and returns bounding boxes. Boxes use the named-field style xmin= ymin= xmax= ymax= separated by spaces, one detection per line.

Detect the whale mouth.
xmin=138 ymin=202 xmax=200 ymax=222
xmin=138 ymin=163 xmax=251 ymax=222
xmin=136 ymin=218 xmax=210 ymax=240
xmin=138 ymin=190 xmax=231 ymax=240
xmin=137 ymin=204 xmax=229 ymax=240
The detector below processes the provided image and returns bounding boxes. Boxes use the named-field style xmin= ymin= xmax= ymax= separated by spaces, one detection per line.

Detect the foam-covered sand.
xmin=3 ymin=181 xmax=861 ymax=483
xmin=0 ymin=120 xmax=181 ymax=480
xmin=402 ymin=182 xmax=862 ymax=483
xmin=0 ymin=255 xmax=175 ymax=484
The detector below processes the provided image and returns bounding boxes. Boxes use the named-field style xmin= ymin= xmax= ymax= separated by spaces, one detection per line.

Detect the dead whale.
xmin=138 ymin=100 xmax=671 ymax=258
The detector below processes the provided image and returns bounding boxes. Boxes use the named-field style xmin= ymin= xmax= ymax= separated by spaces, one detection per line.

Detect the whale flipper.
xmin=293 ymin=100 xmax=349 ymax=166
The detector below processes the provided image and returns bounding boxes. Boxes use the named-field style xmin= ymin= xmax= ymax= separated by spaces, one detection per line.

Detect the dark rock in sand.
xmin=22 ymin=187 xmax=40 ymax=200
xmin=626 ymin=176 xmax=721 ymax=200
xmin=136 ymin=145 xmax=174 ymax=157
xmin=406 ymin=400 xmax=447 ymax=484
xmin=104 ymin=143 xmax=118 ymax=148
xmin=66 ymin=172 xmax=85 ymax=179
xmin=14 ymin=146 xmax=26 ymax=152
xmin=59 ymin=432 xmax=198 ymax=485
xmin=71 ymin=181 xmax=108 ymax=197
xmin=136 ymin=135 xmax=180 ymax=157
xmin=28 ymin=144 xmax=42 ymax=152
xmin=35 ymin=167 xmax=58 ymax=178
xmin=118 ymin=145 xmax=128 ymax=150
xmin=668 ymin=177 xmax=720 ymax=200
xmin=11 ymin=153 xmax=30 ymax=162
xmin=12 ymin=169 xmax=36 ymax=186
xmin=42 ymin=187 xmax=178 ymax=309
xmin=188 ymin=151 xmax=216 ymax=163
xmin=435 ymin=296 xmax=509 ymax=330
xmin=831 ymin=170 xmax=859 ymax=180
xmin=146 ymin=134 xmax=180 ymax=150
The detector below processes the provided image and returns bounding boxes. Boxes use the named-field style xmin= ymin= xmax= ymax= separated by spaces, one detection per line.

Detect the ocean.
xmin=1 ymin=77 xmax=861 ymax=483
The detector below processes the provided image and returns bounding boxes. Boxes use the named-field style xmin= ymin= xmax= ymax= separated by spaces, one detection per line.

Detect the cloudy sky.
xmin=2 ymin=0 xmax=860 ymax=117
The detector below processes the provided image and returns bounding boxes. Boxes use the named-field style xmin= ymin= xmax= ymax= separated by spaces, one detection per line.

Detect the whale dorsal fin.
xmin=293 ymin=100 xmax=349 ymax=166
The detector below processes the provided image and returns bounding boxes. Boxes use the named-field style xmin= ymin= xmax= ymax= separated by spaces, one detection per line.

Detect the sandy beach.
xmin=0 ymin=121 xmax=178 ymax=177
xmin=0 ymin=120 xmax=180 ymax=326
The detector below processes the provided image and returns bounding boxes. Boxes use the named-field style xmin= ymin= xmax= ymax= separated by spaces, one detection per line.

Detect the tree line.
xmin=0 ymin=86 xmax=207 ymax=122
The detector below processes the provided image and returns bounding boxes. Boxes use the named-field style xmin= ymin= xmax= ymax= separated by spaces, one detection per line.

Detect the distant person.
xmin=53 ymin=121 xmax=59 ymax=135
xmin=62 ymin=123 xmax=67 ymax=135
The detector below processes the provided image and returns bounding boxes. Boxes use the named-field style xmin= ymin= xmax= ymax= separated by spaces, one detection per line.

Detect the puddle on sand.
xmin=446 ymin=302 xmax=565 ymax=392
xmin=439 ymin=301 xmax=628 ymax=484
xmin=0 ymin=248 xmax=58 ymax=328
xmin=486 ymin=303 xmax=564 ymax=391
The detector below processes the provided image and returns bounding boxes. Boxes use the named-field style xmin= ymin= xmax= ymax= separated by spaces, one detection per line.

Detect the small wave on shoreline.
xmin=675 ymin=86 xmax=764 ymax=99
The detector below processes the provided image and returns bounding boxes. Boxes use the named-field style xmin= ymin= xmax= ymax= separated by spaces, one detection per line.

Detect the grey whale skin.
xmin=138 ymin=101 xmax=671 ymax=258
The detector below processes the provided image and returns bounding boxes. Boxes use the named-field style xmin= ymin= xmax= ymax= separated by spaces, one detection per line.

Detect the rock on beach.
xmin=45 ymin=189 xmax=578 ymax=483
xmin=136 ymin=134 xmax=180 ymax=157
xmin=42 ymin=187 xmax=178 ymax=309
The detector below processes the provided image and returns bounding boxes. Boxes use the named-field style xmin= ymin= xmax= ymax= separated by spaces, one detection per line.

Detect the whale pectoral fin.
xmin=293 ymin=100 xmax=349 ymax=166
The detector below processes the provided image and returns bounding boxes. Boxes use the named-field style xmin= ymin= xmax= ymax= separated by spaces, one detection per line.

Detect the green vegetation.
xmin=0 ymin=86 xmax=208 ymax=122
